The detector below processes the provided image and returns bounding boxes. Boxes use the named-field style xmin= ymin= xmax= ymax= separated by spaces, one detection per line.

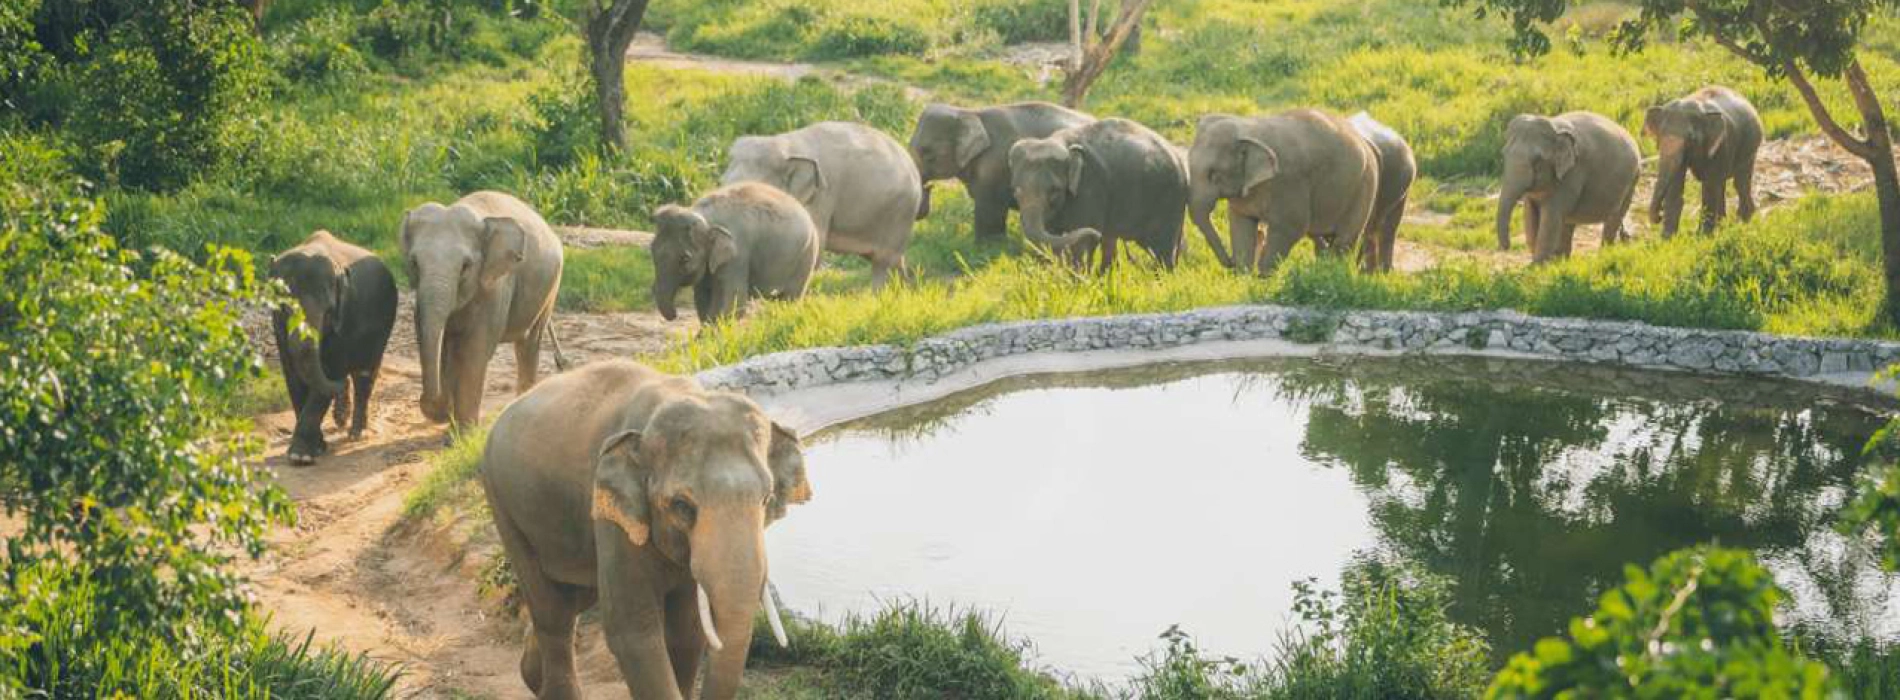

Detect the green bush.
xmin=268 ymin=8 xmax=372 ymax=87
xmin=1487 ymin=547 xmax=1837 ymax=698
xmin=965 ymin=0 xmax=1070 ymax=44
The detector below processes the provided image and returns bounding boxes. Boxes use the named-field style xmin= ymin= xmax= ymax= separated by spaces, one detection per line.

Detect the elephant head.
xmin=1006 ymin=136 xmax=1102 ymax=257
xmin=269 ymin=239 xmax=350 ymax=398
xmin=591 ymin=394 xmax=812 ymax=698
xmin=400 ymin=203 xmax=528 ymax=423
xmin=909 ymin=104 xmax=990 ymax=183
xmin=723 ymin=136 xmax=824 ymax=206
xmin=1645 ymin=100 xmax=1727 ymax=225
xmin=1497 ymin=115 xmax=1578 ymax=251
xmin=1187 ymin=115 xmax=1276 ymax=268
xmin=649 ymin=204 xmax=738 ymax=322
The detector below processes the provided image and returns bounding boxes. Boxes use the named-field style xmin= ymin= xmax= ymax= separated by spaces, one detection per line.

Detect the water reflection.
xmin=768 ymin=356 xmax=1897 ymax=678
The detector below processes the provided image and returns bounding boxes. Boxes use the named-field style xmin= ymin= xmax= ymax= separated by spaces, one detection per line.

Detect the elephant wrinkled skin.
xmin=269 ymin=230 xmax=398 ymax=465
xmin=1645 ymin=86 xmax=1763 ymax=237
xmin=909 ymin=101 xmax=1095 ymax=242
xmin=1007 ymin=118 xmax=1190 ymax=270
xmin=650 ymin=182 xmax=821 ymax=325
xmin=1188 ymin=109 xmax=1380 ymax=274
xmin=722 ymin=121 xmax=921 ymax=288
xmin=480 ymin=360 xmax=812 ymax=700
xmin=1496 ymin=112 xmax=1641 ymax=263
xmin=400 ymin=191 xmax=564 ymax=429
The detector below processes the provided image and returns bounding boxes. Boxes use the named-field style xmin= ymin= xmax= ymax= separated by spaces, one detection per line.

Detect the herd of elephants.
xmin=265 ymin=84 xmax=1766 ymax=698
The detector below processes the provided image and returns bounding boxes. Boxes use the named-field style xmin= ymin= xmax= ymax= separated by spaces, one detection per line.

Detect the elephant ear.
xmin=784 ymin=155 xmax=826 ymax=205
xmin=479 ymin=216 xmax=528 ymax=290
xmin=1697 ymin=105 xmax=1727 ymax=158
xmin=691 ymin=224 xmax=740 ymax=275
xmin=765 ymin=422 xmax=811 ymax=523
xmin=1237 ymin=136 xmax=1279 ymax=198
xmin=1642 ymin=106 xmax=1665 ymax=137
xmin=1065 ymin=144 xmax=1088 ymax=195
xmin=953 ymin=111 xmax=991 ymax=170
xmin=593 ymin=428 xmax=652 ymax=547
xmin=1548 ymin=125 xmax=1579 ymax=182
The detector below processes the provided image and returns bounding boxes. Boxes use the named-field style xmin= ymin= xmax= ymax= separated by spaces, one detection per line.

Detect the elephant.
xmin=268 ymin=230 xmax=397 ymax=465
xmin=1187 ymin=109 xmax=1380 ymax=274
xmin=650 ymin=182 xmax=821 ymax=325
xmin=400 ymin=191 xmax=564 ymax=429
xmin=1348 ymin=112 xmax=1417 ymax=273
xmin=1006 ymin=118 xmax=1191 ymax=271
xmin=1645 ymin=86 xmax=1763 ymax=237
xmin=908 ymin=101 xmax=1095 ymax=243
xmin=480 ymin=359 xmax=811 ymax=700
xmin=721 ymin=122 xmax=921 ymax=288
xmin=1496 ymin=112 xmax=1641 ymax=263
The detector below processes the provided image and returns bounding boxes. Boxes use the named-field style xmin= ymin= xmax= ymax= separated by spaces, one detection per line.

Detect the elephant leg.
xmin=972 ymin=187 xmax=1010 ymax=242
xmin=693 ymin=278 xmax=716 ymax=326
xmin=663 ymin=587 xmax=707 ymax=696
xmin=868 ymin=250 xmax=907 ymax=290
xmin=493 ymin=513 xmax=590 ymax=699
xmin=1660 ymin=183 xmax=1687 ymax=239
xmin=1523 ymin=201 xmax=1542 ymax=254
xmin=1562 ymin=224 xmax=1578 ymax=256
xmin=1604 ymin=185 xmax=1634 ymax=246
xmin=448 ymin=335 xmax=490 ymax=430
xmin=1379 ymin=195 xmax=1405 ymax=272
xmin=1229 ymin=210 xmax=1261 ymax=273
xmin=1533 ymin=203 xmax=1569 ymax=263
xmin=329 ymin=370 xmax=352 ymax=430
xmin=1257 ymin=221 xmax=1305 ymax=277
xmin=1699 ymin=175 xmax=1728 ymax=234
xmin=288 ymin=388 xmax=333 ymax=465
xmin=348 ymin=369 xmax=376 ymax=440
xmin=1097 ymin=235 xmax=1120 ymax=274
xmin=1735 ymin=166 xmax=1757 ymax=222
xmin=514 ymin=326 xmax=543 ymax=394
xmin=600 ymin=576 xmax=684 ymax=699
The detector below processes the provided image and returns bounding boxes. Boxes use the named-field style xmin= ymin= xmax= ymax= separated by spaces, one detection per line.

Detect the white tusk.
xmin=762 ymin=580 xmax=789 ymax=648
xmin=697 ymin=584 xmax=725 ymax=651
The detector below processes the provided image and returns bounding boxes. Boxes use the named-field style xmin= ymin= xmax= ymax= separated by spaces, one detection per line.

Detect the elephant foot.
xmin=285 ymin=444 xmax=325 ymax=467
xmin=344 ymin=427 xmax=367 ymax=443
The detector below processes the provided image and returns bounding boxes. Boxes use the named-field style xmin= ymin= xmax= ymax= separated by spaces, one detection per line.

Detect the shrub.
xmin=268 ymin=8 xmax=372 ymax=87
xmin=965 ymin=0 xmax=1070 ymax=44
xmin=1487 ymin=546 xmax=1837 ymax=697
xmin=0 ymin=140 xmax=287 ymax=644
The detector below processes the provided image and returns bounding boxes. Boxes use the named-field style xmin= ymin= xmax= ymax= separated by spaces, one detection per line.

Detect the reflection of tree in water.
xmin=1282 ymin=358 xmax=1892 ymax=658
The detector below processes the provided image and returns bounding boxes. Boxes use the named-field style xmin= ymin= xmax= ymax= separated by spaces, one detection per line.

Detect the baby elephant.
xmin=1497 ymin=112 xmax=1641 ymax=263
xmin=269 ymin=231 xmax=398 ymax=465
xmin=481 ymin=360 xmax=812 ymax=700
xmin=1009 ymin=118 xmax=1189 ymax=270
xmin=650 ymin=182 xmax=820 ymax=325
xmin=1646 ymin=86 xmax=1763 ymax=237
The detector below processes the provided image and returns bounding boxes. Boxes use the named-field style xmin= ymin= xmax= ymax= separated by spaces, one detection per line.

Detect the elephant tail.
xmin=544 ymin=319 xmax=571 ymax=372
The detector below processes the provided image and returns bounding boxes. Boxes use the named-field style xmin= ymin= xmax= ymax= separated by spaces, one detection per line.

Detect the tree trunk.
xmin=1781 ymin=56 xmax=1900 ymax=328
xmin=585 ymin=0 xmax=651 ymax=152
xmin=1060 ymin=0 xmax=1153 ymax=108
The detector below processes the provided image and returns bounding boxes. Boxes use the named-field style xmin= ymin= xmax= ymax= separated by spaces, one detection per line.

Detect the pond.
xmin=763 ymin=356 xmax=1900 ymax=680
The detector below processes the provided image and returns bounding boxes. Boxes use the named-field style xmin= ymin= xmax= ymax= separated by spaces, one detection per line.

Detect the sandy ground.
xmin=236 ymin=38 xmax=1880 ymax=699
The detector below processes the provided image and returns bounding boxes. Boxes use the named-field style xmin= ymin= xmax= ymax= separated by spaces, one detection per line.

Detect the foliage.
xmin=0 ymin=138 xmax=291 ymax=635
xmin=1264 ymin=563 xmax=1493 ymax=699
xmin=0 ymin=562 xmax=399 ymax=698
xmin=402 ymin=422 xmax=491 ymax=519
xmin=1486 ymin=546 xmax=1838 ymax=698
xmin=651 ymin=0 xmax=1066 ymax=61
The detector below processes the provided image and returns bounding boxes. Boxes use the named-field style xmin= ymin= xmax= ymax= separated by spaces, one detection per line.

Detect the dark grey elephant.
xmin=1497 ymin=112 xmax=1641 ymax=263
xmin=650 ymin=182 xmax=820 ymax=325
xmin=1007 ymin=118 xmax=1190 ymax=270
xmin=908 ymin=101 xmax=1095 ymax=242
xmin=721 ymin=122 xmax=920 ymax=288
xmin=1645 ymin=86 xmax=1763 ymax=237
xmin=1348 ymin=112 xmax=1417 ymax=273
xmin=480 ymin=360 xmax=811 ymax=700
xmin=401 ymin=191 xmax=564 ymax=429
xmin=1188 ymin=110 xmax=1379 ymax=274
xmin=269 ymin=230 xmax=397 ymax=465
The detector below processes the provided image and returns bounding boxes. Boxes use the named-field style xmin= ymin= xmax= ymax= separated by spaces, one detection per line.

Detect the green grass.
xmin=401 ymin=422 xmax=490 ymax=520
xmin=561 ymin=246 xmax=658 ymax=313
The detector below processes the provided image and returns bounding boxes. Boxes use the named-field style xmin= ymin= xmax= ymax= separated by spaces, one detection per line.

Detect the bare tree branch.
xmin=1783 ymin=57 xmax=1881 ymax=160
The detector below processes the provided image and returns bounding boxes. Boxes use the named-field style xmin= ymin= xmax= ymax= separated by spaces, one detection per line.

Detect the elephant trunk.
xmin=415 ymin=273 xmax=454 ymax=423
xmin=282 ymin=307 xmax=346 ymax=396
xmin=1651 ymin=153 xmax=1687 ymax=225
xmin=652 ymin=269 xmax=682 ymax=322
xmin=1496 ymin=176 xmax=1527 ymax=252
xmin=1188 ymin=188 xmax=1234 ymax=268
xmin=692 ymin=508 xmax=769 ymax=700
xmin=1018 ymin=200 xmax=1099 ymax=253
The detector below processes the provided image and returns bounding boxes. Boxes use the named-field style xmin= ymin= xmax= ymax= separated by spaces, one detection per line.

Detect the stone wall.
xmin=695 ymin=305 xmax=1900 ymax=396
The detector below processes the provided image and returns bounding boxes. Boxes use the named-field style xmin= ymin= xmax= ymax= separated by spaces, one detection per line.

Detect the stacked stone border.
xmin=695 ymin=305 xmax=1900 ymax=396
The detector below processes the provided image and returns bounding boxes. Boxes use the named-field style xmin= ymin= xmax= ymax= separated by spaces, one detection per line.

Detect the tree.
xmin=1446 ymin=0 xmax=1900 ymax=328
xmin=1060 ymin=0 xmax=1153 ymax=109
xmin=583 ymin=0 xmax=649 ymax=150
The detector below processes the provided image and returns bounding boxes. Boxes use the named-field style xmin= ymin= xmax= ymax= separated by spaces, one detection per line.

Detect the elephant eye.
xmin=668 ymin=496 xmax=697 ymax=521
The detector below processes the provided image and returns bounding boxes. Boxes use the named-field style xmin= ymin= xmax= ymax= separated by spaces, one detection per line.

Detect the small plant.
xmin=1284 ymin=313 xmax=1341 ymax=344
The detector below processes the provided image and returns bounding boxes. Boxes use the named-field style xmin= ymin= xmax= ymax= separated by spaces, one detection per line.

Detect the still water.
xmin=764 ymin=356 xmax=1900 ymax=680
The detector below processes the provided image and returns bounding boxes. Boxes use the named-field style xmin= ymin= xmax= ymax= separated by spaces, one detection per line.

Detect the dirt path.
xmin=627 ymin=31 xmax=931 ymax=100
xmin=243 ymin=284 xmax=689 ymax=698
